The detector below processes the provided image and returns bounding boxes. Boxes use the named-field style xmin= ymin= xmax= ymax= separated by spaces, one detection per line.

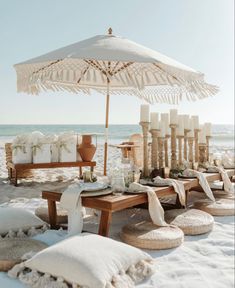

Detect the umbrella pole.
xmin=104 ymin=78 xmax=110 ymax=175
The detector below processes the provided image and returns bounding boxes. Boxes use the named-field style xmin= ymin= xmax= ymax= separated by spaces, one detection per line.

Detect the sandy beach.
xmin=0 ymin=139 xmax=234 ymax=287
xmin=0 ymin=1 xmax=234 ymax=286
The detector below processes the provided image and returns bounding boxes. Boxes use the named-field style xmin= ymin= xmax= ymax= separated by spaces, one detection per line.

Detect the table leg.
xmin=9 ymin=168 xmax=12 ymax=180
xmin=98 ymin=210 xmax=112 ymax=237
xmin=175 ymin=194 xmax=184 ymax=208
xmin=14 ymin=169 xmax=18 ymax=187
xmin=79 ymin=167 xmax=83 ymax=179
xmin=47 ymin=200 xmax=57 ymax=229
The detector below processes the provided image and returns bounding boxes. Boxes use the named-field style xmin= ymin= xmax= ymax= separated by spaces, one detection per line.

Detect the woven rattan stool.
xmin=164 ymin=209 xmax=214 ymax=235
xmin=0 ymin=238 xmax=47 ymax=272
xmin=193 ymin=198 xmax=235 ymax=216
xmin=35 ymin=205 xmax=68 ymax=224
xmin=120 ymin=221 xmax=184 ymax=250
xmin=212 ymin=190 xmax=235 ymax=200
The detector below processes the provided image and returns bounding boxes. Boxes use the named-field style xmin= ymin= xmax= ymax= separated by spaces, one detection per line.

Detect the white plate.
xmin=81 ymin=188 xmax=112 ymax=197
xmin=81 ymin=182 xmax=108 ymax=192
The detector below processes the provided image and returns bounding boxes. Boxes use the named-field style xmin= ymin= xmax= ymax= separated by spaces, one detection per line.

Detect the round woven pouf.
xmin=0 ymin=238 xmax=48 ymax=272
xmin=120 ymin=221 xmax=184 ymax=250
xmin=193 ymin=198 xmax=235 ymax=216
xmin=35 ymin=205 xmax=68 ymax=224
xmin=164 ymin=209 xmax=214 ymax=235
xmin=212 ymin=190 xmax=235 ymax=200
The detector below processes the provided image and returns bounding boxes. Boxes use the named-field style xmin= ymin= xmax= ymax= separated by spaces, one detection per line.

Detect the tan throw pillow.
xmin=0 ymin=207 xmax=48 ymax=238
xmin=9 ymin=233 xmax=155 ymax=288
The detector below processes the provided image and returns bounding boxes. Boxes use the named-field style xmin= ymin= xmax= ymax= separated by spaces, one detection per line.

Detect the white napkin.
xmin=60 ymin=182 xmax=83 ymax=236
xmin=128 ymin=182 xmax=168 ymax=227
xmin=185 ymin=169 xmax=215 ymax=202
xmin=153 ymin=176 xmax=186 ymax=206
xmin=213 ymin=166 xmax=234 ymax=194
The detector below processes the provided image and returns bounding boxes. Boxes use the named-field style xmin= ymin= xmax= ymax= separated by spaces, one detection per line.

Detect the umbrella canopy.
xmin=15 ymin=29 xmax=218 ymax=103
xmin=14 ymin=28 xmax=218 ymax=174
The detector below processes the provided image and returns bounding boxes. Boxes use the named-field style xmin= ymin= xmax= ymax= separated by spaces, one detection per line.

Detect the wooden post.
xmin=140 ymin=121 xmax=150 ymax=177
xmin=158 ymin=137 xmax=165 ymax=168
xmin=184 ymin=129 xmax=190 ymax=161
xmin=170 ymin=124 xmax=177 ymax=169
xmin=206 ymin=136 xmax=211 ymax=162
xmin=150 ymin=129 xmax=159 ymax=169
xmin=199 ymin=143 xmax=207 ymax=166
xmin=194 ymin=129 xmax=200 ymax=163
xmin=188 ymin=137 xmax=194 ymax=168
xmin=177 ymin=136 xmax=184 ymax=166
xmin=103 ymin=78 xmax=110 ymax=176
xmin=164 ymin=135 xmax=170 ymax=167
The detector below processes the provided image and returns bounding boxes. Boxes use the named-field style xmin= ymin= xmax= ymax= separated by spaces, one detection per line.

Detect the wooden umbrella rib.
xmin=84 ymin=60 xmax=107 ymax=77
xmin=110 ymin=61 xmax=120 ymax=74
xmin=152 ymin=63 xmax=179 ymax=81
xmin=77 ymin=64 xmax=90 ymax=84
xmin=32 ymin=59 xmax=64 ymax=75
xmin=112 ymin=62 xmax=134 ymax=76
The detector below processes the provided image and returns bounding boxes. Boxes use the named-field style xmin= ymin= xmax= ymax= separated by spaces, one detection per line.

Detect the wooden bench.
xmin=7 ymin=161 xmax=96 ymax=186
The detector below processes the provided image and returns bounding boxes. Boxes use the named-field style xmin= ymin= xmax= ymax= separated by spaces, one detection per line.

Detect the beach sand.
xmin=0 ymin=141 xmax=234 ymax=287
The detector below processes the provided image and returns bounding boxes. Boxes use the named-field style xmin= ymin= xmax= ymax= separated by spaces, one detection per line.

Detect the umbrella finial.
xmin=108 ymin=27 xmax=112 ymax=35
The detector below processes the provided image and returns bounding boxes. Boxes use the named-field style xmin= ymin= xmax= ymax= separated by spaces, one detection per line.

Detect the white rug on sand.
xmin=0 ymin=195 xmax=234 ymax=288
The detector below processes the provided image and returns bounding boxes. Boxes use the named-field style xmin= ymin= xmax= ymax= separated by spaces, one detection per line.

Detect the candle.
xmin=170 ymin=109 xmax=178 ymax=125
xmin=204 ymin=122 xmax=212 ymax=136
xmin=140 ymin=104 xmax=149 ymax=122
xmin=192 ymin=115 xmax=199 ymax=130
xmin=177 ymin=115 xmax=184 ymax=136
xmin=161 ymin=113 xmax=170 ymax=135
xmin=198 ymin=124 xmax=206 ymax=144
xmin=150 ymin=112 xmax=159 ymax=129
xmin=188 ymin=118 xmax=194 ymax=137
xmin=183 ymin=114 xmax=190 ymax=130
xmin=159 ymin=120 xmax=165 ymax=137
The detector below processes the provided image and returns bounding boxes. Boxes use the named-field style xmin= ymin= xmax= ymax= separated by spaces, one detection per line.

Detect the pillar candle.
xmin=198 ymin=124 xmax=206 ymax=144
xmin=183 ymin=114 xmax=190 ymax=130
xmin=204 ymin=122 xmax=212 ymax=136
xmin=192 ymin=115 xmax=199 ymax=130
xmin=188 ymin=118 xmax=194 ymax=137
xmin=170 ymin=109 xmax=178 ymax=125
xmin=159 ymin=120 xmax=166 ymax=137
xmin=150 ymin=112 xmax=159 ymax=129
xmin=161 ymin=113 xmax=170 ymax=135
xmin=140 ymin=104 xmax=149 ymax=122
xmin=177 ymin=115 xmax=184 ymax=136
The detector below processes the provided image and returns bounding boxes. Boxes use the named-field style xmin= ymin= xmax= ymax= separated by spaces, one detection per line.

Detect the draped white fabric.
xmin=14 ymin=34 xmax=218 ymax=103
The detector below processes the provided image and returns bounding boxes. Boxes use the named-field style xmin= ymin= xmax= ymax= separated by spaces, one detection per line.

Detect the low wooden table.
xmin=7 ymin=161 xmax=96 ymax=186
xmin=42 ymin=180 xmax=193 ymax=237
xmin=42 ymin=170 xmax=235 ymax=237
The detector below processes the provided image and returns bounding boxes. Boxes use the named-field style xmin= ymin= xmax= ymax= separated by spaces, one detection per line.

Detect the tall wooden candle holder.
xmin=199 ymin=143 xmax=207 ymax=166
xmin=140 ymin=121 xmax=150 ymax=177
xmin=170 ymin=124 xmax=177 ymax=169
xmin=188 ymin=137 xmax=194 ymax=168
xmin=184 ymin=129 xmax=190 ymax=161
xmin=150 ymin=129 xmax=159 ymax=169
xmin=164 ymin=135 xmax=170 ymax=167
xmin=177 ymin=136 xmax=184 ymax=166
xmin=194 ymin=129 xmax=200 ymax=163
xmin=158 ymin=136 xmax=165 ymax=168
xmin=206 ymin=136 xmax=211 ymax=162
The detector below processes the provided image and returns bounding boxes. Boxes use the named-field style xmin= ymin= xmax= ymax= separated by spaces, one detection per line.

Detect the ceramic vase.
xmin=78 ymin=135 xmax=96 ymax=162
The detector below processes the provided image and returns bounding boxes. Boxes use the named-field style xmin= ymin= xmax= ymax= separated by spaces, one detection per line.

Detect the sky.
xmin=0 ymin=0 xmax=234 ymax=125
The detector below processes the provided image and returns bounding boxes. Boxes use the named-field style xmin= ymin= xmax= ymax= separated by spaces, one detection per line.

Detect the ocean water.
xmin=0 ymin=124 xmax=234 ymax=152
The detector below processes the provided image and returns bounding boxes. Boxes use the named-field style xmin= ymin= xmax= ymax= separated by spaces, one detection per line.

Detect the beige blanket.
xmin=60 ymin=182 xmax=83 ymax=236
xmin=128 ymin=182 xmax=168 ymax=227
xmin=153 ymin=176 xmax=186 ymax=206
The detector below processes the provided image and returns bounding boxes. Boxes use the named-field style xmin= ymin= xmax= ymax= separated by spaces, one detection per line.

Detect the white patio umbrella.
xmin=14 ymin=28 xmax=218 ymax=175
